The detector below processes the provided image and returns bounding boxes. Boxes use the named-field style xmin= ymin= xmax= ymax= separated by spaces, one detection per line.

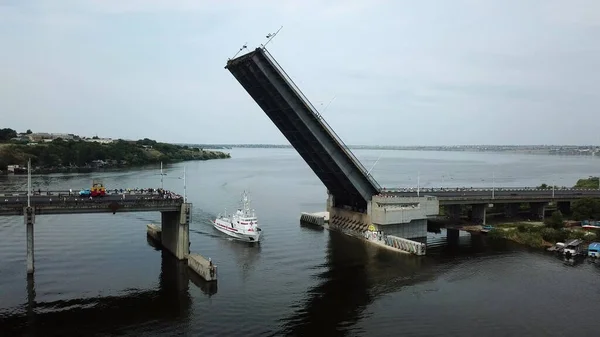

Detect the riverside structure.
xmin=225 ymin=45 xmax=600 ymax=255
xmin=1 ymin=168 xmax=192 ymax=275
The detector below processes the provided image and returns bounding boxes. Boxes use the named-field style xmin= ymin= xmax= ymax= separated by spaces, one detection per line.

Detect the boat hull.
xmin=212 ymin=220 xmax=261 ymax=243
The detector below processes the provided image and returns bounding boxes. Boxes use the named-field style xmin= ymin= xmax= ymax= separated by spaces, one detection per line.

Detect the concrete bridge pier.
xmin=160 ymin=203 xmax=191 ymax=260
xmin=504 ymin=203 xmax=520 ymax=218
xmin=557 ymin=201 xmax=571 ymax=215
xmin=471 ymin=204 xmax=487 ymax=225
xmin=446 ymin=205 xmax=462 ymax=222
xmin=447 ymin=228 xmax=460 ymax=245
xmin=24 ymin=206 xmax=35 ymax=274
xmin=529 ymin=202 xmax=547 ymax=220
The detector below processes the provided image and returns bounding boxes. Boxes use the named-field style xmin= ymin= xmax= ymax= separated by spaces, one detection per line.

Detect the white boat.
xmin=213 ymin=191 xmax=262 ymax=243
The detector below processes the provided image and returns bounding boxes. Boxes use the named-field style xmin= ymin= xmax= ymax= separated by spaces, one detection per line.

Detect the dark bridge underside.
xmin=226 ymin=48 xmax=380 ymax=210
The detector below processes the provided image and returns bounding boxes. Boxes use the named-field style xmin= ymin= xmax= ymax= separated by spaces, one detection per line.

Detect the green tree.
xmin=26 ymin=129 xmax=32 ymax=134
xmin=574 ymin=176 xmax=600 ymax=189
xmin=571 ymin=198 xmax=600 ymax=220
xmin=544 ymin=210 xmax=564 ymax=230
xmin=0 ymin=128 xmax=17 ymax=141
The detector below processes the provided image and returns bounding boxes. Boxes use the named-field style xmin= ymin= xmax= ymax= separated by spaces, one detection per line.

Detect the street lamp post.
xmin=417 ymin=171 xmax=420 ymax=197
xmin=492 ymin=171 xmax=495 ymax=199
xmin=27 ymin=158 xmax=31 ymax=207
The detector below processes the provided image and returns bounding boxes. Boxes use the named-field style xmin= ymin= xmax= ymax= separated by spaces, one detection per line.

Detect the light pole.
xmin=27 ymin=158 xmax=31 ymax=207
xmin=417 ymin=171 xmax=420 ymax=197
xmin=492 ymin=171 xmax=495 ymax=199
xmin=183 ymin=166 xmax=187 ymax=203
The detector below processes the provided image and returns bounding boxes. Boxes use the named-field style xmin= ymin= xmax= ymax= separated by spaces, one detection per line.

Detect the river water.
xmin=1 ymin=148 xmax=600 ymax=336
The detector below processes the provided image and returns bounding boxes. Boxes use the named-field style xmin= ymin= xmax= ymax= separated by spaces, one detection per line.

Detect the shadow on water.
xmin=273 ymin=230 xmax=516 ymax=337
xmin=272 ymin=231 xmax=438 ymax=337
xmin=0 ymin=251 xmax=192 ymax=337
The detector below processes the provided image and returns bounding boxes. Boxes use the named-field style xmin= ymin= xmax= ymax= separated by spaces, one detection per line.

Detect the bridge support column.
xmin=557 ymin=201 xmax=571 ymax=215
xmin=504 ymin=203 xmax=520 ymax=218
xmin=446 ymin=205 xmax=462 ymax=222
xmin=447 ymin=228 xmax=460 ymax=245
xmin=471 ymin=204 xmax=487 ymax=225
xmin=529 ymin=202 xmax=547 ymax=220
xmin=160 ymin=203 xmax=191 ymax=260
xmin=24 ymin=206 xmax=35 ymax=274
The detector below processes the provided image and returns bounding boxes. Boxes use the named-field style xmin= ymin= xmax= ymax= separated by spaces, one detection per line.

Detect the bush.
xmin=517 ymin=224 xmax=527 ymax=232
xmin=487 ymin=229 xmax=505 ymax=240
xmin=544 ymin=211 xmax=564 ymax=230
xmin=567 ymin=230 xmax=587 ymax=240
xmin=541 ymin=228 xmax=567 ymax=242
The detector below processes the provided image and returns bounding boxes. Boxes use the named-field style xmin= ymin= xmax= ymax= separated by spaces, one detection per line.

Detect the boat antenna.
xmin=262 ymin=26 xmax=283 ymax=49
xmin=230 ymin=42 xmax=248 ymax=60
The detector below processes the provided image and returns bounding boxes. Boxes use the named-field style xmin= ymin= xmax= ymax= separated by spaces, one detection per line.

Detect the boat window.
xmin=590 ymin=249 xmax=598 ymax=252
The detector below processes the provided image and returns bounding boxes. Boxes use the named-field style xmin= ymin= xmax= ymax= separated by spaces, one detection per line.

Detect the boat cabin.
xmin=563 ymin=239 xmax=584 ymax=257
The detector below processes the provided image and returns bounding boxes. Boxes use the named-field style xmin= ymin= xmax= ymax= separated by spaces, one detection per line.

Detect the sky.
xmin=1 ymin=0 xmax=599 ymax=146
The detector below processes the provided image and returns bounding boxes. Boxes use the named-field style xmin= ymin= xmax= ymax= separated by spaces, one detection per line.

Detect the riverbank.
xmin=485 ymin=222 xmax=597 ymax=249
xmin=0 ymin=138 xmax=231 ymax=174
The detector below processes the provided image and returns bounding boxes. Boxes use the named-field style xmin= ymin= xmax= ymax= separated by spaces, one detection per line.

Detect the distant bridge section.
xmin=225 ymin=47 xmax=380 ymax=211
xmin=381 ymin=187 xmax=600 ymax=205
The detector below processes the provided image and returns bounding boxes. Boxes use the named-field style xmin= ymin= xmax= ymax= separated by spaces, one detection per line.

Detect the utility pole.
xmin=492 ymin=171 xmax=495 ymax=199
xmin=160 ymin=162 xmax=164 ymax=190
xmin=27 ymin=158 xmax=31 ymax=207
xmin=417 ymin=171 xmax=420 ymax=197
xmin=183 ymin=166 xmax=187 ymax=203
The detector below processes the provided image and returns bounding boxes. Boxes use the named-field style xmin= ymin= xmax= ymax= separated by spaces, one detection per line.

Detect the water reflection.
xmin=275 ymin=232 xmax=441 ymax=337
xmin=0 ymin=252 xmax=191 ymax=336
xmin=217 ymin=238 xmax=262 ymax=282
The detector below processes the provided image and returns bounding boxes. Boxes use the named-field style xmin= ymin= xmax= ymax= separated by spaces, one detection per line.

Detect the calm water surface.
xmin=1 ymin=149 xmax=600 ymax=336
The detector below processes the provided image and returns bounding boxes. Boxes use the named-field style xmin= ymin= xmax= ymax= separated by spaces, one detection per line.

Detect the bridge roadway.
xmin=0 ymin=190 xmax=183 ymax=216
xmin=380 ymin=187 xmax=600 ymax=204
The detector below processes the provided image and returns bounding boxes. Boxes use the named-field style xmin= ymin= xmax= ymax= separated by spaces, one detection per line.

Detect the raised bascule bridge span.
xmin=225 ymin=46 xmax=598 ymax=255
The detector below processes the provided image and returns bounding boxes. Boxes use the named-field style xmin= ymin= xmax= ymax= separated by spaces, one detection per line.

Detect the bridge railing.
xmin=0 ymin=197 xmax=183 ymax=209
xmin=261 ymin=47 xmax=382 ymax=192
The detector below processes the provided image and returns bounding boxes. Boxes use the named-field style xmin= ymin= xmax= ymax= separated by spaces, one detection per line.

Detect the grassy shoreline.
xmin=485 ymin=221 xmax=597 ymax=249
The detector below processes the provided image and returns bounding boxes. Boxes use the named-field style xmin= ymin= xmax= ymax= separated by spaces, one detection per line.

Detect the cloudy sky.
xmin=1 ymin=0 xmax=598 ymax=145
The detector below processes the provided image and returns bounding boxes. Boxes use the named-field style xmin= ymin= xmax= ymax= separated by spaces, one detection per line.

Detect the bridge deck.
xmin=226 ymin=47 xmax=380 ymax=210
xmin=0 ymin=192 xmax=183 ymax=216
xmin=379 ymin=187 xmax=600 ymax=204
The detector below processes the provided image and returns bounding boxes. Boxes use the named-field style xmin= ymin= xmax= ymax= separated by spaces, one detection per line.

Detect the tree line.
xmin=0 ymin=137 xmax=230 ymax=171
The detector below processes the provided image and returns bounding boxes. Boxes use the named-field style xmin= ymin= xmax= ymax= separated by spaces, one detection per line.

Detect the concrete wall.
xmin=160 ymin=203 xmax=191 ymax=260
xmin=328 ymin=204 xmax=372 ymax=232
xmin=187 ymin=254 xmax=217 ymax=282
xmin=370 ymin=195 xmax=439 ymax=225
xmin=377 ymin=219 xmax=428 ymax=242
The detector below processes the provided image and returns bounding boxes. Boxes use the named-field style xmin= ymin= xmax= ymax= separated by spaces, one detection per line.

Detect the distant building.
xmin=84 ymin=138 xmax=114 ymax=144
xmin=29 ymin=132 xmax=52 ymax=141
xmin=28 ymin=132 xmax=74 ymax=141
